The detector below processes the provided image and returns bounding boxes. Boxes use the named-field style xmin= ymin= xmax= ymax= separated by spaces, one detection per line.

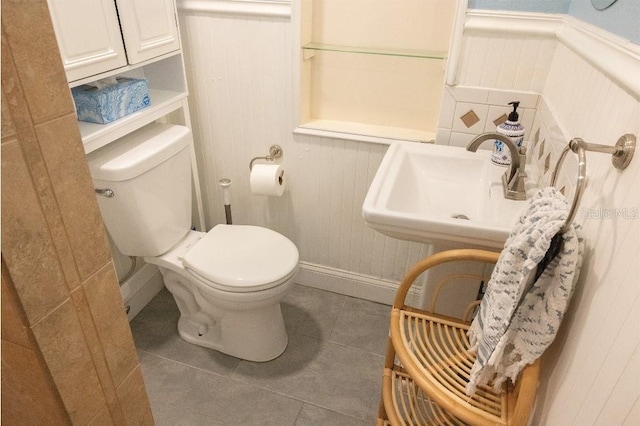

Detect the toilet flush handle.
xmin=95 ymin=188 xmax=115 ymax=198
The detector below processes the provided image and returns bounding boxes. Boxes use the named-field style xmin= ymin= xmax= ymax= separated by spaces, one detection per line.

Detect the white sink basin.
xmin=362 ymin=142 xmax=529 ymax=249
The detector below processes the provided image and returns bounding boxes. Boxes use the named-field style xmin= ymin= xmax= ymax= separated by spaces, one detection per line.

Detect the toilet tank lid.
xmin=87 ymin=123 xmax=191 ymax=182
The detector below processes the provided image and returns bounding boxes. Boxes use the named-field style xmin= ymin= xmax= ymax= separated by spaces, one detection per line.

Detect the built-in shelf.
xmin=80 ymin=89 xmax=187 ymax=154
xmin=296 ymin=0 xmax=458 ymax=143
xmin=301 ymin=43 xmax=448 ymax=60
xmin=295 ymin=119 xmax=436 ymax=144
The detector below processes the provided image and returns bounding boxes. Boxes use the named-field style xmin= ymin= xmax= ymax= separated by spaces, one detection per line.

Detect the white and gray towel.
xmin=466 ymin=187 xmax=584 ymax=395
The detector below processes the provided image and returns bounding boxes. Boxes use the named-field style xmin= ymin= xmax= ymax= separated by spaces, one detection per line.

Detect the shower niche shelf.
xmin=295 ymin=0 xmax=458 ymax=143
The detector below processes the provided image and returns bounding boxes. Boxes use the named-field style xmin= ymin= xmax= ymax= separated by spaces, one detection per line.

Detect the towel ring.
xmin=551 ymin=134 xmax=636 ymax=234
xmin=551 ymin=140 xmax=587 ymax=234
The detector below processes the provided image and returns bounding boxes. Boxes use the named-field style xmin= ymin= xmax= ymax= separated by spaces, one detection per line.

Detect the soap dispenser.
xmin=492 ymin=101 xmax=525 ymax=166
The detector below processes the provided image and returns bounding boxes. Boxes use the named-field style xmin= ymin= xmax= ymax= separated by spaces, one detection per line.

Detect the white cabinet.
xmin=114 ymin=0 xmax=180 ymax=65
xmin=47 ymin=0 xmax=127 ymax=82
xmin=47 ymin=0 xmax=180 ymax=82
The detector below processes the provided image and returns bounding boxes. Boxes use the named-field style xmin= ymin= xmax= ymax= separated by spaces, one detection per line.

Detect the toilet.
xmin=87 ymin=123 xmax=299 ymax=362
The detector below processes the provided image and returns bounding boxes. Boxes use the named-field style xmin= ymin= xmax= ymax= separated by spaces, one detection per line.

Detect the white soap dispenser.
xmin=492 ymin=101 xmax=524 ymax=166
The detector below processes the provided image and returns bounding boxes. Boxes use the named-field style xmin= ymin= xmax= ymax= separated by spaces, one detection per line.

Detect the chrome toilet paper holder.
xmin=249 ymin=145 xmax=283 ymax=171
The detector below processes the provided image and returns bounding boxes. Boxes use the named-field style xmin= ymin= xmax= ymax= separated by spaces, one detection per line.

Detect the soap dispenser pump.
xmin=492 ymin=101 xmax=525 ymax=166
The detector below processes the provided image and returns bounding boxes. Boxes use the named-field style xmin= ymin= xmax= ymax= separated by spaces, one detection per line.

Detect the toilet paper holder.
xmin=249 ymin=145 xmax=283 ymax=171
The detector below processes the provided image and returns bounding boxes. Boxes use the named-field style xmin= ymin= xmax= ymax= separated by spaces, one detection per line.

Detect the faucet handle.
xmin=518 ymin=145 xmax=528 ymax=177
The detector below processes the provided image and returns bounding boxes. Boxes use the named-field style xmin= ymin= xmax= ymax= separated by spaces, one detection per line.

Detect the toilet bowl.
xmin=87 ymin=123 xmax=299 ymax=362
xmin=146 ymin=226 xmax=298 ymax=362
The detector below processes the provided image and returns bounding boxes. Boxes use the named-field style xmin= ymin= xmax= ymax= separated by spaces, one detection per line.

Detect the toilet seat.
xmin=183 ymin=224 xmax=299 ymax=293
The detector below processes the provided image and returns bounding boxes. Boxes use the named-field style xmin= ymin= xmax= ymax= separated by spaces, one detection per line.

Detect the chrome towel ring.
xmin=551 ymin=134 xmax=635 ymax=233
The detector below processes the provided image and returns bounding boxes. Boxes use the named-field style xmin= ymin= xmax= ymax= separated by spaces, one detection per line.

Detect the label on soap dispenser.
xmin=492 ymin=121 xmax=524 ymax=166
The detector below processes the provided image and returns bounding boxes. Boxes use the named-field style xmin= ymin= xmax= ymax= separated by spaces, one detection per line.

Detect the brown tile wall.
xmin=1 ymin=0 xmax=153 ymax=424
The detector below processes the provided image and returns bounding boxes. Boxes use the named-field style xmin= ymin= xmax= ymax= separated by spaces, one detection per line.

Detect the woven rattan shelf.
xmin=379 ymin=367 xmax=466 ymax=425
xmin=377 ymin=249 xmax=540 ymax=426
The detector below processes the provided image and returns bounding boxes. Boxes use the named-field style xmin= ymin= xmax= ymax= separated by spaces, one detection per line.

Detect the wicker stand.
xmin=377 ymin=249 xmax=540 ymax=426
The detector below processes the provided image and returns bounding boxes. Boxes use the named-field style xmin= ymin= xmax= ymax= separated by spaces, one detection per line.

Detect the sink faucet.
xmin=466 ymin=133 xmax=527 ymax=200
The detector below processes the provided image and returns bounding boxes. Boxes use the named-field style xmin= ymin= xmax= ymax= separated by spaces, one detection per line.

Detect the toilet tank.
xmin=87 ymin=123 xmax=193 ymax=257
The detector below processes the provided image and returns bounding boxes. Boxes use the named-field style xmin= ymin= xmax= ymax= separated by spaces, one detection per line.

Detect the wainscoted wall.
xmin=178 ymin=4 xmax=431 ymax=303
xmin=444 ymin=10 xmax=640 ymax=424
xmin=533 ymin=38 xmax=639 ymax=426
xmin=176 ymin=2 xmax=638 ymax=422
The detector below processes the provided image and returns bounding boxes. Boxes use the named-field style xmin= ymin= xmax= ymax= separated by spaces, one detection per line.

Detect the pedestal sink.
xmin=362 ymin=141 xmax=530 ymax=250
xmin=363 ymin=141 xmax=533 ymax=315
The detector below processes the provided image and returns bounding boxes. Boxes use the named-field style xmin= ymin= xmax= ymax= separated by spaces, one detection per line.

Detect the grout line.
xmin=134 ymin=288 xmax=387 ymax=424
xmin=139 ymin=347 xmax=372 ymax=423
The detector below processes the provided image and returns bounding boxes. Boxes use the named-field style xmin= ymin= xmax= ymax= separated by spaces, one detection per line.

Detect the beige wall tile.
xmin=1 ymin=140 xmax=69 ymax=324
xmin=2 ymin=3 xmax=153 ymax=425
xmin=36 ymin=113 xmax=111 ymax=280
xmin=88 ymin=405 xmax=116 ymax=426
xmin=117 ymin=366 xmax=155 ymax=425
xmin=1 ymin=269 xmax=31 ymax=348
xmin=1 ymin=34 xmax=82 ymax=294
xmin=70 ymin=286 xmax=127 ymax=425
xmin=1 ymin=339 xmax=70 ymax=425
xmin=32 ymin=299 xmax=107 ymax=424
xmin=1 ymin=86 xmax=17 ymax=140
xmin=1 ymin=0 xmax=74 ymax=123
xmin=83 ymin=264 xmax=139 ymax=387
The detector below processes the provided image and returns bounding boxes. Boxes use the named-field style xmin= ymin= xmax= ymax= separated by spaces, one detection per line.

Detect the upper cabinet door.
xmin=115 ymin=0 xmax=180 ymax=65
xmin=47 ymin=0 xmax=128 ymax=82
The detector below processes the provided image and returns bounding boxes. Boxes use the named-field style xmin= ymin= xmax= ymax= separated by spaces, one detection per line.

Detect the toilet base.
xmin=175 ymin=303 xmax=288 ymax=362
xmin=161 ymin=268 xmax=291 ymax=362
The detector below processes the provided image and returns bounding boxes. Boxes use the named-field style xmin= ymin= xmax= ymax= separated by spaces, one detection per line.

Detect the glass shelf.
xmin=302 ymin=42 xmax=448 ymax=60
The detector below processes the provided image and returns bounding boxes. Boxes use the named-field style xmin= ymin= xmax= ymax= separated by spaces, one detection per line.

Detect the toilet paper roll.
xmin=250 ymin=164 xmax=286 ymax=196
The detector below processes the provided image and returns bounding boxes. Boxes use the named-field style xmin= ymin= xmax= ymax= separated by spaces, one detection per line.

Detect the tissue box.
xmin=72 ymin=78 xmax=151 ymax=124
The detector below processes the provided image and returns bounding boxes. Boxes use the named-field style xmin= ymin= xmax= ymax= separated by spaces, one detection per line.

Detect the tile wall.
xmin=436 ymin=85 xmax=539 ymax=148
xmin=1 ymin=0 xmax=153 ymax=423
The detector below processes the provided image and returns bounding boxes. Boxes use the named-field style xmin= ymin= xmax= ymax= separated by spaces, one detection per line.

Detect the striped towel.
xmin=466 ymin=187 xmax=584 ymax=395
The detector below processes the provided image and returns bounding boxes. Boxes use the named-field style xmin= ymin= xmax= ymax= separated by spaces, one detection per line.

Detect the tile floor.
xmin=130 ymin=284 xmax=392 ymax=425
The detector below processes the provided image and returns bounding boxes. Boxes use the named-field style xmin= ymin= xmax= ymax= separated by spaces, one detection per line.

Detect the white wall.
xmin=445 ymin=11 xmax=640 ymax=424
xmin=178 ymin=5 xmax=431 ymax=303
xmin=533 ymin=36 xmax=640 ymax=426
xmin=177 ymin=2 xmax=639 ymax=422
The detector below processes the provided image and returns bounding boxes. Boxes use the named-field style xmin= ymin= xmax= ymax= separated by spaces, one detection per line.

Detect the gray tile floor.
xmin=130 ymin=284 xmax=392 ymax=425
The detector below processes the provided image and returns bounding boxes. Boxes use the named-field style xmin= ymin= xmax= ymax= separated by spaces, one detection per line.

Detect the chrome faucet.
xmin=466 ymin=132 xmax=527 ymax=200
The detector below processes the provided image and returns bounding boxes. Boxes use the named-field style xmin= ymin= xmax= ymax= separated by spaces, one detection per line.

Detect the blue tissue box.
xmin=72 ymin=78 xmax=151 ymax=124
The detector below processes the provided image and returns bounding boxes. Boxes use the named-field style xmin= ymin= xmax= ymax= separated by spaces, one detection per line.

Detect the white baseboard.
xmin=119 ymin=263 xmax=165 ymax=321
xmin=118 ymin=260 xmax=419 ymax=317
xmin=295 ymin=261 xmax=420 ymax=306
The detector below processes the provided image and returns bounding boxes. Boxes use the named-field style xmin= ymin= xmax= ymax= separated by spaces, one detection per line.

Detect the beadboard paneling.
xmin=531 ymin=40 xmax=640 ymax=426
xmin=178 ymin=10 xmax=431 ymax=294
xmin=456 ymin=34 xmax=556 ymax=92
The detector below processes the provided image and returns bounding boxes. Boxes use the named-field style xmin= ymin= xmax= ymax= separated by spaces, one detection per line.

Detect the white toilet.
xmin=87 ymin=123 xmax=299 ymax=362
